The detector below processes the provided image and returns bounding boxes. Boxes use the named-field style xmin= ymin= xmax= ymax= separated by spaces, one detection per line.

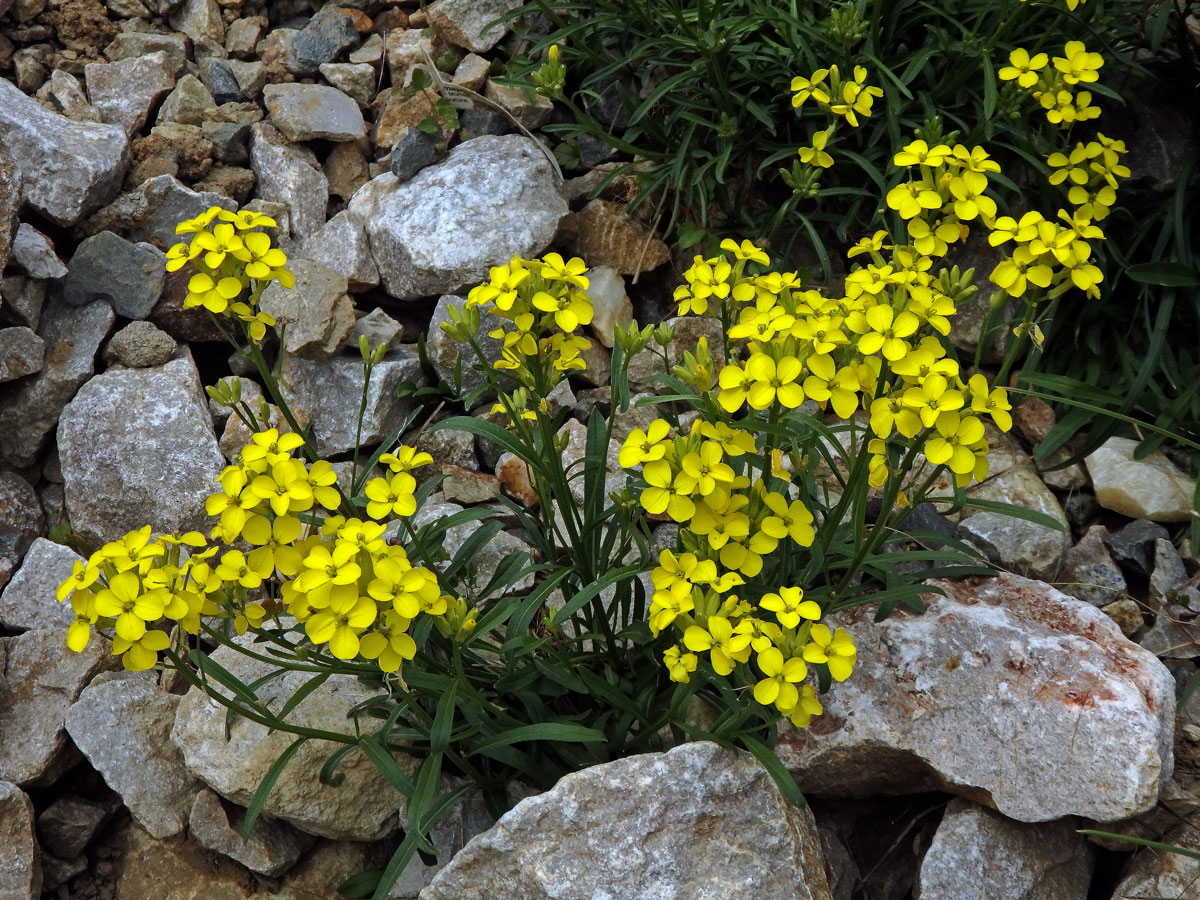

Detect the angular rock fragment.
xmin=422 ymin=742 xmax=833 ymax=900
xmin=84 ymin=52 xmax=177 ymax=135
xmin=57 ymin=351 xmax=225 ymax=545
xmin=0 ymin=78 xmax=129 ymax=226
xmin=0 ymin=327 xmax=44 ymax=382
xmin=260 ymin=258 xmax=355 ymax=357
xmin=249 ymin=123 xmax=329 ymax=239
xmin=777 ymin=573 xmax=1175 ymax=823
xmin=1086 ymin=436 xmax=1196 ymax=522
xmin=426 ymin=0 xmax=521 ymax=53
xmin=188 ymin=789 xmax=310 ymax=877
xmin=63 ymin=230 xmax=166 ymax=320
xmin=0 ymin=537 xmax=81 ymax=632
xmin=67 ymin=674 xmax=200 ymax=839
xmin=0 ymin=781 xmax=41 ymax=900
xmin=264 ymin=83 xmax=365 ymax=142
xmin=348 ymin=135 xmax=566 ymax=300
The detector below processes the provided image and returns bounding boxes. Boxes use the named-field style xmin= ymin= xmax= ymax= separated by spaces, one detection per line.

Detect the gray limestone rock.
xmin=390 ymin=127 xmax=446 ymax=182
xmin=1112 ymin=824 xmax=1200 ymax=899
xmin=1103 ymin=518 xmax=1171 ymax=576
xmin=63 ymin=231 xmax=166 ymax=319
xmin=260 ymin=258 xmax=356 ymax=357
xmin=84 ymin=52 xmax=177 ymax=135
xmin=426 ymin=0 xmax=521 ymax=53
xmin=348 ymin=135 xmax=566 ymax=300
xmin=0 ymin=77 xmax=129 ymax=226
xmin=82 ymin=175 xmax=236 ymax=250
xmin=170 ymin=638 xmax=413 ymax=840
xmin=0 ymin=628 xmax=114 ymax=786
xmin=168 ymin=0 xmax=224 ymax=45
xmin=0 ymin=327 xmax=44 ymax=382
xmin=776 ymin=573 xmax=1175 ymax=823
xmin=37 ymin=69 xmax=102 ymax=122
xmin=960 ymin=464 xmax=1070 ymax=581
xmin=0 ymin=782 xmax=41 ymax=900
xmin=425 ymin=293 xmax=506 ymax=397
xmin=0 ymin=471 xmax=43 ymax=587
xmin=0 ymin=298 xmax=114 ymax=469
xmin=915 ymin=798 xmax=1092 ymax=900
xmin=66 ymin=674 xmax=200 ymax=838
xmin=0 ymin=276 xmax=47 ymax=332
xmin=104 ymin=320 xmax=179 ymax=368
xmin=57 ymin=351 xmax=225 ymax=545
xmin=0 ymin=537 xmax=81 ymax=632
xmin=156 ymin=73 xmax=217 ymax=126
xmin=421 ymin=742 xmax=833 ymax=900
xmin=249 ymin=123 xmax=329 ymax=239
xmin=292 ymin=5 xmax=361 ymax=73
xmin=278 ymin=347 xmax=423 ymax=456
xmin=318 ymin=62 xmax=376 ymax=107
xmin=345 ymin=308 xmax=402 ymax=355
xmin=188 ymin=789 xmax=310 ymax=877
xmin=302 ymin=210 xmax=379 ymax=290
xmin=0 ymin=147 xmax=19 ymax=278
xmin=36 ymin=795 xmax=114 ymax=859
xmin=1059 ymin=525 xmax=1127 ymax=607
xmin=11 ymin=224 xmax=68 ymax=279
xmin=103 ymin=32 xmax=190 ymax=76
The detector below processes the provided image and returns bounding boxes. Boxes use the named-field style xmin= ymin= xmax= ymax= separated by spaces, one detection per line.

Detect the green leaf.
xmin=443 ymin=520 xmax=504 ymax=582
xmin=337 ymin=870 xmax=382 ymax=898
xmin=242 ymin=736 xmax=307 ymax=841
xmin=740 ymin=734 xmax=806 ymax=808
xmin=276 ymin=671 xmax=331 ymax=722
xmin=358 ymin=735 xmax=417 ymax=796
xmin=957 ymin=497 xmax=1066 ymax=532
xmin=428 ymin=416 xmax=538 ymax=470
xmin=1126 ymin=261 xmax=1200 ymax=287
xmin=430 ymin=679 xmax=459 ymax=754
xmin=1076 ymin=830 xmax=1200 ymax=861
xmin=469 ymin=722 xmax=606 ymax=755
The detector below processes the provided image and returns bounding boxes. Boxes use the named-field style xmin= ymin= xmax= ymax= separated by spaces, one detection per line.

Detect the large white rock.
xmin=777 ymin=573 xmax=1175 ymax=823
xmin=67 ymin=674 xmax=201 ymax=839
xmin=1112 ymin=824 xmax=1200 ymax=899
xmin=0 ymin=78 xmax=129 ymax=225
xmin=915 ymin=798 xmax=1092 ymax=899
xmin=349 ymin=135 xmax=566 ymax=300
xmin=422 ymin=742 xmax=832 ymax=900
xmin=170 ymin=639 xmax=414 ymax=840
xmin=1086 ymin=436 xmax=1196 ymax=523
xmin=57 ymin=351 xmax=225 ymax=545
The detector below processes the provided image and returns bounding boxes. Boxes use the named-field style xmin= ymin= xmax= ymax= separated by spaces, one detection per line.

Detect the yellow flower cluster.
xmin=886 ymin=140 xmax=1001 ymax=258
xmin=998 ymin=42 xmax=1103 ymax=126
xmin=624 ymin=224 xmax=1014 ymax=724
xmin=790 ymin=64 xmax=883 ymax=177
xmin=458 ymin=252 xmax=594 ymax=420
xmin=167 ymin=206 xmax=292 ymax=341
xmin=1046 ymin=134 xmax=1129 ymax=222
xmin=58 ymin=430 xmax=473 ymax=673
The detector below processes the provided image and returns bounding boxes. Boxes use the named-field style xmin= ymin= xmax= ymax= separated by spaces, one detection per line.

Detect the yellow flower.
xmin=924 ymin=411 xmax=987 ymax=476
xmin=379 ymin=447 xmax=434 ymax=473
xmin=744 ymin=353 xmax=805 ymax=410
xmin=760 ymin=493 xmax=815 ymax=546
xmin=802 ymin=624 xmax=857 ymax=681
xmin=753 ymin=647 xmax=808 ymax=709
xmin=720 ymin=238 xmax=770 ymax=266
xmin=306 ymin=593 xmax=376 ymax=659
xmin=242 ymin=231 xmax=289 ymax=280
xmin=682 ymin=616 xmax=751 ymax=676
xmin=112 ymin=629 xmax=171 ymax=671
xmin=532 ymin=288 xmax=593 ymax=333
xmin=676 ymin=441 xmax=734 ymax=497
xmin=790 ymin=68 xmax=831 ymax=107
xmin=640 ymin=460 xmax=696 ymax=523
xmin=803 ymin=353 xmax=860 ymax=418
xmin=184 ymin=272 xmax=244 ymax=314
xmin=893 ymin=139 xmax=953 ymax=168
xmin=886 ymin=181 xmax=943 ymax=219
xmin=364 ymin=472 xmax=418 ymax=519
xmin=797 ymin=129 xmax=834 ymax=169
xmin=784 ymin=684 xmax=824 ymax=727
xmin=663 ymin=644 xmax=698 ymax=683
xmin=759 ymin=586 xmax=821 ymax=629
xmin=998 ymin=47 xmax=1048 ymax=88
xmin=857 ymin=306 xmax=919 ymax=361
xmin=967 ymin=374 xmax=1012 ymax=431
xmin=1053 ymin=41 xmax=1103 ymax=85
xmin=618 ymin=419 xmax=672 ymax=468
xmin=360 ymin=610 xmax=417 ymax=672
xmin=93 ymin=571 xmax=165 ymax=642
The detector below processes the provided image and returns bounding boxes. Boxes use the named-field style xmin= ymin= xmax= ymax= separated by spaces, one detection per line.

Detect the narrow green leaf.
xmin=740 ymin=735 xmax=806 ymax=808
xmin=958 ymin=497 xmax=1066 ymax=532
xmin=358 ymin=735 xmax=417 ymax=796
xmin=242 ymin=736 xmax=307 ymax=841
xmin=276 ymin=671 xmax=331 ymax=722
xmin=470 ymin=722 xmax=606 ymax=755
xmin=1076 ymin=830 xmax=1200 ymax=861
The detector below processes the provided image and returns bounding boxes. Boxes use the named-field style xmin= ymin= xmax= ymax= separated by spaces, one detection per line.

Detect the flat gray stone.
xmin=156 ymin=73 xmax=217 ymax=126
xmin=960 ymin=464 xmax=1070 ymax=581
xmin=63 ymin=230 xmax=166 ymax=319
xmin=777 ymin=573 xmax=1175 ymax=823
xmin=264 ymin=83 xmax=365 ymax=142
xmin=0 ymin=628 xmax=114 ymax=786
xmin=82 ymin=175 xmax=236 ymax=250
xmin=0 ymin=275 xmax=46 ymax=332
xmin=0 ymin=327 xmax=44 ymax=382
xmin=348 ymin=135 xmax=565 ymax=300
xmin=189 ymin=788 xmax=310 ymax=877
xmin=426 ymin=0 xmax=521 ymax=53
xmin=0 ymin=537 xmax=81 ymax=632
xmin=104 ymin=320 xmax=178 ymax=368
xmin=0 ymin=77 xmax=129 ymax=226
xmin=279 ymin=347 xmax=423 ymax=456
xmin=421 ymin=742 xmax=833 ymax=900
xmin=260 ymin=258 xmax=355 ymax=357
xmin=84 ymin=52 xmax=177 ymax=135
xmin=915 ymin=798 xmax=1091 ymax=899
xmin=302 ymin=210 xmax=379 ymax=289
xmin=1086 ymin=436 xmax=1197 ymax=523
xmin=57 ymin=351 xmax=225 ymax=545
xmin=0 ymin=781 xmax=41 ymax=900
xmin=11 ymin=223 xmax=67 ymax=279
xmin=0 ymin=298 xmax=115 ymax=469
xmin=171 ymin=638 xmax=414 ymax=840
xmin=67 ymin=675 xmax=200 ymax=838
xmin=250 ymin=123 xmax=329 ymax=239
xmin=1059 ymin=525 xmax=1126 ymax=607
xmin=104 ymin=32 xmax=190 ymax=76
